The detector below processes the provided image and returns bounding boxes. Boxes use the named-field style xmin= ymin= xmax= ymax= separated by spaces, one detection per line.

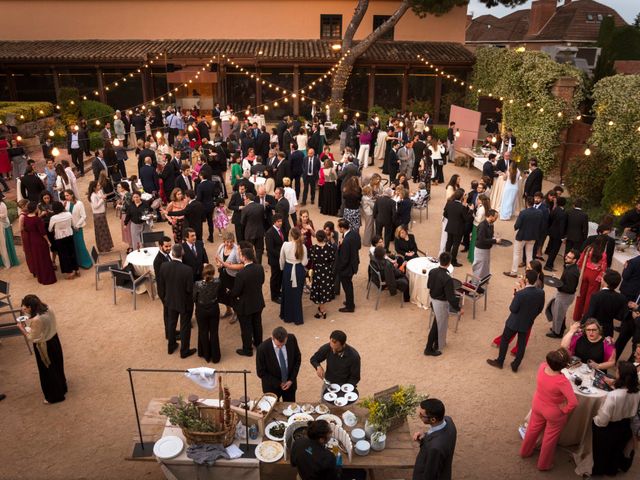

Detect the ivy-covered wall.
xmin=468 ymin=47 xmax=585 ymax=173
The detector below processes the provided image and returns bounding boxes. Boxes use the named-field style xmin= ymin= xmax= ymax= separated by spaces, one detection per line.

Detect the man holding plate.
xmin=256 ymin=326 xmax=301 ymax=401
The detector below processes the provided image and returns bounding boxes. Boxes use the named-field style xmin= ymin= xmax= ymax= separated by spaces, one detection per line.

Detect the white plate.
xmin=153 ymin=435 xmax=184 ymax=460
xmin=578 ymin=385 xmax=596 ymax=395
xmin=328 ymin=383 xmax=341 ymax=393
xmin=255 ymin=441 xmax=284 ymax=463
xmin=301 ymin=403 xmax=315 ymax=414
xmin=288 ymin=413 xmax=314 ymax=425
xmin=315 ymin=404 xmax=330 ymax=415
xmin=334 ymin=397 xmax=348 ymax=407
xmin=323 ymin=392 xmax=338 ymax=402
xmin=344 ymin=391 xmax=358 ymax=402
xmin=341 ymin=383 xmax=355 ymax=393
xmin=342 ymin=411 xmax=358 ymax=427
xmin=265 ymin=421 xmax=287 ymax=442
xmin=257 ymin=396 xmax=276 ymax=413
xmin=283 ymin=404 xmax=301 ymax=416
xmin=316 ymin=413 xmax=343 ymax=428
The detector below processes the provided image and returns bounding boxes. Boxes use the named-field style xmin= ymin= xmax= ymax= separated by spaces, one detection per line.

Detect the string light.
xmin=584 ymin=147 xmax=591 ymax=156
xmin=48 ymin=130 xmax=55 ymax=137
xmin=532 ymin=141 xmax=539 ymax=149
xmin=156 ymin=131 xmax=162 ymax=139
xmin=608 ymin=120 xmax=614 ymax=126
xmin=51 ymin=147 xmax=60 ymax=157
xmin=113 ymin=138 xmax=120 ymax=147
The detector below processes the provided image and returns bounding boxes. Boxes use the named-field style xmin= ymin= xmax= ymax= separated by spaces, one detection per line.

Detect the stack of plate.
xmin=354 ymin=440 xmax=371 ymax=456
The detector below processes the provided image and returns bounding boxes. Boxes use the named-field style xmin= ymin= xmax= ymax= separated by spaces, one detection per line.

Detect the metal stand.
xmin=127 ymin=367 xmax=252 ymax=459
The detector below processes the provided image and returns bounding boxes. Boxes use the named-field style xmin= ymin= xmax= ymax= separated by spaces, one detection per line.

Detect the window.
xmin=373 ymin=15 xmax=394 ymax=40
xmin=586 ymin=13 xmax=594 ymax=22
xmin=321 ymin=14 xmax=342 ymax=40
xmin=596 ymin=14 xmax=603 ymax=21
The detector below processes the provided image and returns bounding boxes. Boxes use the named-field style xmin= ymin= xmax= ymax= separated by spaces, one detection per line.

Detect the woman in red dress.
xmin=22 ymin=202 xmax=57 ymax=285
xmin=572 ymin=235 xmax=608 ymax=322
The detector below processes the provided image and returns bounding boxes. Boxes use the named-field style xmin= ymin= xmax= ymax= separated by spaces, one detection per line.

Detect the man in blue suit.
xmin=504 ymin=196 xmax=543 ymax=277
xmin=487 ymin=269 xmax=545 ymax=372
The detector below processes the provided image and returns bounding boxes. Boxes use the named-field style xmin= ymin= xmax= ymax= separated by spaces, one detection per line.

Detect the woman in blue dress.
xmin=63 ymin=189 xmax=93 ymax=269
xmin=500 ymin=162 xmax=520 ymax=221
xmin=279 ymin=228 xmax=308 ymax=325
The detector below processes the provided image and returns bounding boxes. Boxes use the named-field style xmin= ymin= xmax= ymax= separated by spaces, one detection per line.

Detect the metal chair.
xmin=428 ymin=294 xmax=465 ymax=333
xmin=141 ymin=231 xmax=165 ymax=248
xmin=109 ymin=268 xmax=151 ymax=310
xmin=91 ymin=247 xmax=122 ymax=290
xmin=412 ymin=194 xmax=430 ymax=223
xmin=366 ymin=259 xmax=404 ymax=311
xmin=456 ymin=273 xmax=491 ymax=319
xmin=0 ymin=280 xmax=32 ymax=354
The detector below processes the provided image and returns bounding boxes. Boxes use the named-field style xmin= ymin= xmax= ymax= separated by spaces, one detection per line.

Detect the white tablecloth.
xmin=248 ymin=176 xmax=266 ymax=186
xmin=406 ymin=257 xmax=454 ymax=309
xmin=612 ymin=247 xmax=638 ymax=273
xmin=473 ymin=156 xmax=489 ymax=171
xmin=125 ymin=247 xmax=159 ymax=295
xmin=248 ymin=115 xmax=266 ymax=129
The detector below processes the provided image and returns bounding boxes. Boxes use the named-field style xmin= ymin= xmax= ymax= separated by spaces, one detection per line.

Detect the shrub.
xmin=58 ymin=87 xmax=80 ymax=126
xmin=89 ymin=131 xmax=103 ymax=151
xmin=602 ymin=157 xmax=639 ymax=214
xmin=430 ymin=126 xmax=449 ymax=141
xmin=0 ymin=102 xmax=55 ymax=123
xmin=565 ymin=152 xmax=610 ymax=205
xmin=80 ymin=100 xmax=115 ymax=131
xmin=406 ymin=99 xmax=434 ymax=117
xmin=368 ymin=105 xmax=393 ymax=123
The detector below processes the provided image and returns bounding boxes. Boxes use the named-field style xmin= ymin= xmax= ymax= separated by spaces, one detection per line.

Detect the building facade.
xmin=0 ymin=0 xmax=473 ymax=121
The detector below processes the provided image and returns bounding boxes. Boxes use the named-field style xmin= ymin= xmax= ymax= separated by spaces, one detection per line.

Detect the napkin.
xmin=185 ymin=367 xmax=216 ymax=390
xmin=225 ymin=444 xmax=243 ymax=459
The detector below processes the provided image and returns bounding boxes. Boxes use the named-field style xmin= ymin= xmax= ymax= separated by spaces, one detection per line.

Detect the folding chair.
xmin=428 ymin=294 xmax=465 ymax=333
xmin=456 ymin=273 xmax=491 ymax=319
xmin=412 ymin=194 xmax=430 ymax=222
xmin=365 ymin=259 xmax=404 ymax=311
xmin=141 ymin=231 xmax=165 ymax=248
xmin=0 ymin=280 xmax=32 ymax=354
xmin=109 ymin=268 xmax=151 ymax=310
xmin=91 ymin=246 xmax=122 ymax=290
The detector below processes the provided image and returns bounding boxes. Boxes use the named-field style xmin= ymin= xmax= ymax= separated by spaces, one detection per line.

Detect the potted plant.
xmin=360 ymin=385 xmax=426 ymax=434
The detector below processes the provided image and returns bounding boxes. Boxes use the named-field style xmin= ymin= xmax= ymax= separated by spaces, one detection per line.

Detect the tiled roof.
xmin=0 ymin=39 xmax=474 ymax=65
xmin=466 ymin=0 xmax=627 ymax=44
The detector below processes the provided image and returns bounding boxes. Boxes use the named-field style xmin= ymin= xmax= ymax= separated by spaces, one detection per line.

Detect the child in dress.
xmin=192 ymin=155 xmax=204 ymax=182
xmin=213 ymin=197 xmax=229 ymax=237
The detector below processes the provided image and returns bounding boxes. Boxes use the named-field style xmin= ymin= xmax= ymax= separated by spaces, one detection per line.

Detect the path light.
xmin=455 ymin=129 xmax=460 ymax=138
xmin=51 ymin=147 xmax=60 ymax=157
xmin=19 ymin=114 xmax=25 ymax=120
xmin=584 ymin=147 xmax=591 ymax=156
xmin=532 ymin=141 xmax=539 ymax=150
xmin=39 ymin=109 xmax=44 ymax=115
xmin=576 ymin=114 xmax=582 ymax=120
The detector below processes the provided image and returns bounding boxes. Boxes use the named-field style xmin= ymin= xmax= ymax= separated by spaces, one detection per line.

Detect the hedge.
xmin=81 ymin=100 xmax=115 ymax=130
xmin=0 ymin=102 xmax=55 ymax=123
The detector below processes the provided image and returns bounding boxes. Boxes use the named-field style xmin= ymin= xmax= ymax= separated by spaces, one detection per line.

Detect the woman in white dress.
xmin=500 ymin=163 xmax=521 ymax=220
xmin=374 ymin=128 xmax=388 ymax=164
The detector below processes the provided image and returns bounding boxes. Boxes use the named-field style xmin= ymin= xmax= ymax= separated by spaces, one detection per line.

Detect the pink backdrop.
xmin=449 ymin=105 xmax=482 ymax=150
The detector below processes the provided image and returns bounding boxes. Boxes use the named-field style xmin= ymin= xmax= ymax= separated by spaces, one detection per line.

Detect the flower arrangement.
xmin=360 ymin=385 xmax=427 ymax=433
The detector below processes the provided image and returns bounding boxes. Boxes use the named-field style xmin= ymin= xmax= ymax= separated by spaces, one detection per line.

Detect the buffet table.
xmin=406 ymin=257 xmax=454 ymax=309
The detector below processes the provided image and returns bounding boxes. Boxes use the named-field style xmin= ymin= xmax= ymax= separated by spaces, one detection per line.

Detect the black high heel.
xmin=314 ymin=307 xmax=327 ymax=319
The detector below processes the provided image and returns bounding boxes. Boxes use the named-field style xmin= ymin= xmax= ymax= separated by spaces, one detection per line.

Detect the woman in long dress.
xmin=38 ymin=191 xmax=58 ymax=268
xmin=342 ymin=177 xmax=363 ymax=231
xmin=116 ymin=182 xmax=133 ymax=251
xmin=22 ymin=202 xmax=56 ymax=284
xmin=309 ymin=230 xmax=336 ymax=319
xmin=499 ymin=163 xmax=520 ymax=220
xmin=280 ymin=228 xmax=308 ymax=325
xmin=215 ymin=232 xmax=243 ymax=323
xmin=467 ymin=194 xmax=490 ymax=263
xmin=0 ymin=191 xmax=19 ymax=268
xmin=374 ymin=128 xmax=388 ymax=164
xmin=63 ymin=189 xmax=92 ymax=269
xmin=165 ymin=187 xmax=188 ymax=243
xmin=49 ymin=201 xmax=79 ymax=280
xmin=89 ymin=180 xmax=114 ymax=253
xmin=193 ymin=264 xmax=222 ymax=364
xmin=360 ymin=185 xmax=375 ymax=247
xmin=319 ymin=159 xmax=338 ymax=216
xmin=17 ymin=295 xmax=67 ymax=403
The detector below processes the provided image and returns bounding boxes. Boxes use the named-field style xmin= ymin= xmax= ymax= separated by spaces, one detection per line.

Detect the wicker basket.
xmin=387 ymin=414 xmax=406 ymax=432
xmin=181 ymin=406 xmax=238 ymax=446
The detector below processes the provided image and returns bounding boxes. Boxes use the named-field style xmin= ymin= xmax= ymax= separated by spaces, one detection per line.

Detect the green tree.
xmin=329 ymin=0 xmax=528 ymax=112
xmin=634 ymin=12 xmax=640 ymax=29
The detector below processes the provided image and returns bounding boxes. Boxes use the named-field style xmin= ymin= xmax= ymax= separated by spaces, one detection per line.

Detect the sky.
xmin=467 ymin=0 xmax=637 ymax=23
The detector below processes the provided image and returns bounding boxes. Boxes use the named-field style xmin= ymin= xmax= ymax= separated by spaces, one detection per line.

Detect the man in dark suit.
xmin=137 ymin=142 xmax=157 ymax=174
xmin=196 ymin=169 xmax=218 ymax=242
xmin=232 ymin=247 xmax=265 ymax=356
xmin=181 ymin=228 xmax=209 ymax=281
xmin=544 ymin=196 xmax=568 ymax=271
xmin=265 ymin=214 xmax=285 ymax=303
xmin=256 ymin=326 xmax=302 ymax=401
xmin=373 ymin=246 xmax=410 ymax=302
xmin=532 ymin=191 xmax=550 ymax=260
xmin=616 ymin=255 xmax=640 ymax=360
xmin=153 ymin=236 xmax=174 ymax=340
xmin=336 ymin=218 xmax=361 ymax=313
xmin=495 ymin=151 xmax=511 ymax=173
xmin=443 ymin=189 xmax=468 ymax=267
xmin=19 ymin=166 xmax=45 ymax=202
xmin=176 ymin=164 xmax=194 ymax=192
xmin=487 ymin=269 xmax=545 ymax=372
xmin=255 ymin=126 xmax=271 ymax=160
xmin=505 ymin=196 xmax=544 ymax=277
xmin=131 ymin=110 xmax=147 ymax=141
xmin=301 ymin=148 xmax=321 ymax=205
xmin=565 ymin=199 xmax=589 ymax=254
xmin=387 ymin=141 xmax=400 ymax=182
xmin=274 ymin=188 xmax=291 ymax=238
xmin=413 ymin=398 xmax=457 ymax=480
xmin=157 ymin=244 xmax=196 ymax=358
xmin=583 ymin=269 xmax=627 ymax=337
xmin=161 ymin=154 xmax=180 ymax=195
xmin=282 ymin=125 xmax=294 ymax=158
xmin=373 ymin=188 xmax=396 ymax=250
xmin=482 ymin=154 xmax=497 ymax=189
xmin=273 ymin=152 xmax=291 ymax=189
xmin=256 ymin=185 xmax=276 ymax=230
xmin=241 ymin=193 xmax=266 ymax=264
xmin=165 ymin=190 xmax=204 ymax=240
xmin=229 ymin=183 xmax=247 ymax=242
xmin=92 ymin=153 xmax=109 ymax=181
xmin=411 ymin=134 xmax=426 ymax=183
xmin=67 ymin=125 xmax=88 ymax=176
xmin=289 ymin=145 xmax=304 ymax=198
xmin=139 ymin=157 xmax=159 ymax=194
xmin=523 ymin=158 xmax=543 ymax=199
xmin=240 ymin=130 xmax=255 ymax=159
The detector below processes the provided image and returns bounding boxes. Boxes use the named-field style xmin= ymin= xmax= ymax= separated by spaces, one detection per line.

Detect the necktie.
xmin=192 ymin=244 xmax=197 ymax=256
xmin=308 ymin=157 xmax=313 ymax=175
xmin=277 ymin=347 xmax=288 ymax=383
xmin=278 ymin=228 xmax=283 ymax=241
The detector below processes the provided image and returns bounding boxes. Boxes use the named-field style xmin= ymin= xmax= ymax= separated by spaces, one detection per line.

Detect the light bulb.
xmin=128 ymin=110 xmax=133 ymax=115
xmin=156 ymin=131 xmax=162 ymax=138
xmin=355 ymin=112 xmax=360 ymax=118
xmin=16 ymin=135 xmax=22 ymax=142
xmin=576 ymin=114 xmax=582 ymax=120
xmin=608 ymin=120 xmax=614 ymax=126
xmin=113 ymin=138 xmax=120 ymax=147
xmin=95 ymin=120 xmax=101 ymax=126
xmin=245 ymin=110 xmax=250 ymax=115
xmin=557 ymin=112 xmax=563 ymax=117
xmin=48 ymin=130 xmax=55 ymax=137
xmin=188 ymin=125 xmax=194 ymax=132
xmin=532 ymin=141 xmax=539 ymax=149
xmin=425 ymin=126 xmax=430 ymax=132
xmin=39 ymin=109 xmax=44 ymax=115
xmin=339 ymin=108 xmax=344 ymax=113
xmin=584 ymin=147 xmax=591 ymax=156
xmin=74 ymin=125 xmax=79 ymax=131
xmin=263 ymin=105 xmax=269 ymax=111
xmin=274 ymin=101 xmax=279 ymax=107
xmin=211 ymin=120 xmax=217 ymax=126
xmin=19 ymin=115 xmax=25 ymax=120
xmin=491 ymin=136 xmax=497 ymax=143
xmin=51 ymin=147 xmax=60 ymax=157
xmin=455 ymin=130 xmax=460 ymax=138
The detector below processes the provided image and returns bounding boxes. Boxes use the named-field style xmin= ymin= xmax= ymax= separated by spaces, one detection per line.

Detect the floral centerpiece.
xmin=360 ymin=385 xmax=427 ymax=433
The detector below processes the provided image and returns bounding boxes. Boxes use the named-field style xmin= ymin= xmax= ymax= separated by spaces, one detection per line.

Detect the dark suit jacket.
xmin=182 ymin=241 xmax=209 ymax=281
xmin=584 ymin=288 xmax=628 ymax=326
xmin=241 ymin=201 xmax=266 ymax=240
xmin=255 ymin=131 xmax=271 ymax=159
xmin=157 ymin=260 xmax=194 ymax=313
xmin=256 ymin=334 xmax=302 ymax=394
xmin=140 ymin=164 xmax=159 ymax=193
xmin=66 ymin=130 xmax=89 ymax=151
xmin=339 ymin=162 xmax=360 ymax=184
xmin=373 ymin=195 xmax=396 ymax=228
xmin=137 ymin=148 xmax=157 ymax=172
xmin=505 ymin=286 xmax=545 ymax=332
xmin=19 ymin=173 xmax=45 ymax=202
xmin=495 ymin=158 xmax=508 ymax=173
xmin=621 ymin=255 xmax=640 ymax=301
xmin=92 ymin=157 xmax=108 ymax=181
xmin=377 ymin=259 xmax=406 ymax=295
xmin=482 ymin=161 xmax=495 ymax=185
xmin=196 ymin=179 xmax=217 ymax=212
xmin=302 ymin=154 xmax=321 ymax=178
xmin=176 ymin=174 xmax=195 ymax=193
xmin=231 ymin=263 xmax=265 ymax=315
xmin=167 ymin=200 xmax=204 ymax=239
xmin=565 ymin=208 xmax=589 ymax=243
xmin=265 ymin=226 xmax=285 ymax=268
xmin=290 ymin=150 xmax=304 ymax=177
xmin=160 ymin=159 xmax=179 ymax=194
xmin=413 ymin=416 xmax=457 ymax=480
xmin=523 ymin=168 xmax=543 ymax=198
xmin=514 ymin=207 xmax=544 ymax=241
xmin=336 ymin=229 xmax=361 ymax=277
xmin=258 ymin=194 xmax=276 ymax=228
xmin=274 ymin=159 xmax=291 ymax=188
xmin=444 ymin=200 xmax=468 ymax=236
xmin=547 ymin=206 xmax=568 ymax=239
xmin=153 ymin=250 xmax=171 ymax=280
xmin=229 ymin=192 xmax=245 ymax=226
xmin=275 ymin=198 xmax=291 ymax=233
xmin=282 ymin=130 xmax=293 ymax=155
